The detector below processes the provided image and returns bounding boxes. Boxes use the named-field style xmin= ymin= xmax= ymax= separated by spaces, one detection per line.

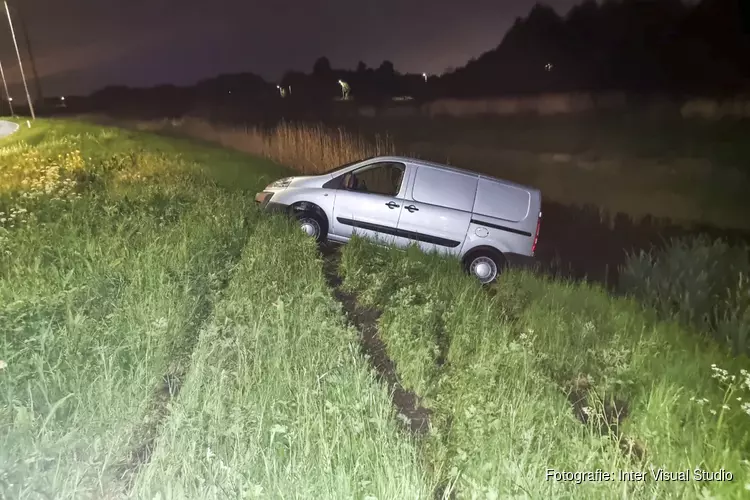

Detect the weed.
xmin=620 ymin=235 xmax=750 ymax=355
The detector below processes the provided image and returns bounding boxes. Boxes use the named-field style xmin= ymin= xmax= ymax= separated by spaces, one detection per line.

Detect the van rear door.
xmin=473 ymin=177 xmax=532 ymax=223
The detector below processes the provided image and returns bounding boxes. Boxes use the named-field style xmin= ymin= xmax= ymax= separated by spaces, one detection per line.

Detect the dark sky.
xmin=0 ymin=0 xmax=580 ymax=99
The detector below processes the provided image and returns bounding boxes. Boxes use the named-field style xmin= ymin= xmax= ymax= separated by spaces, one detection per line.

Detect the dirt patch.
xmin=319 ymin=243 xmax=431 ymax=435
xmin=117 ymin=371 xmax=184 ymax=489
xmin=433 ymin=481 xmax=458 ymax=500
xmin=566 ymin=374 xmax=645 ymax=463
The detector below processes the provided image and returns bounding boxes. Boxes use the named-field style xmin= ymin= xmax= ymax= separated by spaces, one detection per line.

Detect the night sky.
xmin=0 ymin=0 xmax=580 ymax=98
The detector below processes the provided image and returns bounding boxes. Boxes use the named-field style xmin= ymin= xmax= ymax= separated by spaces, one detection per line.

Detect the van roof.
xmin=371 ymin=155 xmax=538 ymax=193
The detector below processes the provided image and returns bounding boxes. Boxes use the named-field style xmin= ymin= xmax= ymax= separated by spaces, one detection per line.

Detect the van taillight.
xmin=532 ymin=211 xmax=542 ymax=255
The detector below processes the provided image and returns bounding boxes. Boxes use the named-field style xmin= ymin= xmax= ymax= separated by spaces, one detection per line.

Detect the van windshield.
xmin=321 ymin=158 xmax=371 ymax=175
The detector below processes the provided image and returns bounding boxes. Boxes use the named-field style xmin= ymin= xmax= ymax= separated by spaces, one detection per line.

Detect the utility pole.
xmin=0 ymin=60 xmax=13 ymax=115
xmin=4 ymin=0 xmax=34 ymax=119
xmin=14 ymin=1 xmax=42 ymax=105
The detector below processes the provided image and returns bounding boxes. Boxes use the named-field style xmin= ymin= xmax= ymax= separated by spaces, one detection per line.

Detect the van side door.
xmin=329 ymin=161 xmax=412 ymax=247
xmin=396 ymin=165 xmax=478 ymax=255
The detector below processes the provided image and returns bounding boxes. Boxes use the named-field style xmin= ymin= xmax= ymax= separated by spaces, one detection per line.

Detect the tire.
xmin=463 ymin=249 xmax=505 ymax=285
xmin=296 ymin=212 xmax=327 ymax=244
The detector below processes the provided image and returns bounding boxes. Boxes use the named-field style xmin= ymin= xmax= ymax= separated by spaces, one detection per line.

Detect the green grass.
xmin=0 ymin=119 xmax=429 ymax=498
xmin=130 ymin=215 xmax=432 ymax=499
xmin=337 ymin=238 xmax=750 ymax=498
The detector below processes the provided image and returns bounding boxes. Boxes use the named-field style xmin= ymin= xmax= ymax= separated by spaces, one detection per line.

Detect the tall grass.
xmin=140 ymin=117 xmax=396 ymax=174
xmin=0 ymin=124 xmax=256 ymax=497
xmin=338 ymin=237 xmax=750 ymax=499
xmin=620 ymin=236 xmax=750 ymax=356
xmin=1 ymin=120 xmax=428 ymax=498
xmin=131 ymin=215 xmax=433 ymax=499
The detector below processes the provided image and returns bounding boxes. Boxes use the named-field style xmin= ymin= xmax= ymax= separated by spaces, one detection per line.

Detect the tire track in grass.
xmin=333 ymin=239 xmax=669 ymax=498
xmin=129 ymin=215 xmax=433 ymax=499
xmin=492 ymin=283 xmax=645 ymax=463
xmin=116 ymin=203 xmax=257 ymax=492
xmin=320 ymin=242 xmax=431 ymax=435
xmin=320 ymin=243 xmax=454 ymax=499
xmin=324 ymin=241 xmax=461 ymax=499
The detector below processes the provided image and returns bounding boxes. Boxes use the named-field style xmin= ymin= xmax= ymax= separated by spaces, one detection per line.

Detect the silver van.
xmin=255 ymin=156 xmax=542 ymax=283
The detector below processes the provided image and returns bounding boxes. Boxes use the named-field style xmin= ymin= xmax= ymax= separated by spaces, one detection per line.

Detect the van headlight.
xmin=266 ymin=177 xmax=294 ymax=189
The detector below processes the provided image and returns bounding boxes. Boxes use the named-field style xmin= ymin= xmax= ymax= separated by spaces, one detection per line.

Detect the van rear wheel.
xmin=463 ymin=249 xmax=505 ymax=284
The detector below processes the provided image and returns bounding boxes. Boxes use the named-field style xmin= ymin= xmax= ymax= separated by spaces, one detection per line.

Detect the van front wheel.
xmin=463 ymin=249 xmax=505 ymax=284
xmin=296 ymin=212 xmax=327 ymax=244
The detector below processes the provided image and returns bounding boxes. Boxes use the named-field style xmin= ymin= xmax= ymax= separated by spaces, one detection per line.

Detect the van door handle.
xmin=385 ymin=201 xmax=399 ymax=209
xmin=405 ymin=205 xmax=419 ymax=213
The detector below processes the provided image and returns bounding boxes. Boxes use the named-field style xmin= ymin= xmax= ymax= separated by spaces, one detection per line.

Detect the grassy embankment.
xmin=336 ymin=237 xmax=750 ymax=498
xmin=0 ymin=118 xmax=431 ymax=498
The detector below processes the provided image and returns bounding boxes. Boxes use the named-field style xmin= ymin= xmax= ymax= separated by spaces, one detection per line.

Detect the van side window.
xmin=412 ymin=166 xmax=478 ymax=212
xmin=343 ymin=162 xmax=405 ymax=196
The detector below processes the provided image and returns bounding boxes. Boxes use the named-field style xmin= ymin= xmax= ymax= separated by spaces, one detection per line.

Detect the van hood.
xmin=288 ymin=174 xmax=331 ymax=188
xmin=264 ymin=174 xmax=329 ymax=191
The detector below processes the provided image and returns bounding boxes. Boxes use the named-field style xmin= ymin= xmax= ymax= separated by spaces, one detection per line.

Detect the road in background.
xmin=0 ymin=120 xmax=19 ymax=138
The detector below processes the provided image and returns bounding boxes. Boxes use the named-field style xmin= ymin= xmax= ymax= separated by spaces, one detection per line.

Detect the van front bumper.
xmin=255 ymin=191 xmax=273 ymax=208
xmin=254 ymin=191 xmax=289 ymax=213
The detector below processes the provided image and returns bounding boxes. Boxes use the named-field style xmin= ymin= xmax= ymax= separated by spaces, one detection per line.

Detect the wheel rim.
xmin=299 ymin=218 xmax=320 ymax=238
xmin=470 ymin=256 xmax=498 ymax=284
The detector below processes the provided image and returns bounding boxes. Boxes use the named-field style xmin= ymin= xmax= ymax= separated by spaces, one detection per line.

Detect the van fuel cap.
xmin=475 ymin=227 xmax=489 ymax=238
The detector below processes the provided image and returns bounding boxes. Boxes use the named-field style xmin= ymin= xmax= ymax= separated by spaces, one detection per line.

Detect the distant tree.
xmin=312 ymin=57 xmax=332 ymax=77
xmin=376 ymin=60 xmax=396 ymax=76
xmin=356 ymin=61 xmax=368 ymax=73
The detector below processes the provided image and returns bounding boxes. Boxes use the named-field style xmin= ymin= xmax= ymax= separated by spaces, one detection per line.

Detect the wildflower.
xmin=722 ymin=405 xmax=730 ymax=410
xmin=741 ymin=369 xmax=750 ymax=390
xmin=0 ymin=359 xmax=6 ymax=370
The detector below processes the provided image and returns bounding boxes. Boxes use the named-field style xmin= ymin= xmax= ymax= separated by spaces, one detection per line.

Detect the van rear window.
xmin=412 ymin=166 xmax=478 ymax=212
xmin=473 ymin=179 xmax=531 ymax=222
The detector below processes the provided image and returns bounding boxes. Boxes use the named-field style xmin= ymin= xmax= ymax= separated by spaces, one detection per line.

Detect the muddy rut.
xmin=319 ymin=243 xmax=432 ymax=434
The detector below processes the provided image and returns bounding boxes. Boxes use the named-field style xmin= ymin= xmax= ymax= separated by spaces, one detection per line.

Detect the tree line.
xmin=80 ymin=0 xmax=749 ymax=114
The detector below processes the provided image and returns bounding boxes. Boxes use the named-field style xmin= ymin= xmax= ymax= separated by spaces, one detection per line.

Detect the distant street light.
xmin=0 ymin=59 xmax=13 ymax=116
xmin=60 ymin=96 xmax=65 ymax=101
xmin=4 ymin=1 xmax=34 ymax=119
xmin=276 ymin=85 xmax=286 ymax=98
xmin=422 ymin=72 xmax=428 ymax=82
xmin=545 ymin=62 xmax=554 ymax=71
xmin=338 ymin=79 xmax=350 ymax=100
